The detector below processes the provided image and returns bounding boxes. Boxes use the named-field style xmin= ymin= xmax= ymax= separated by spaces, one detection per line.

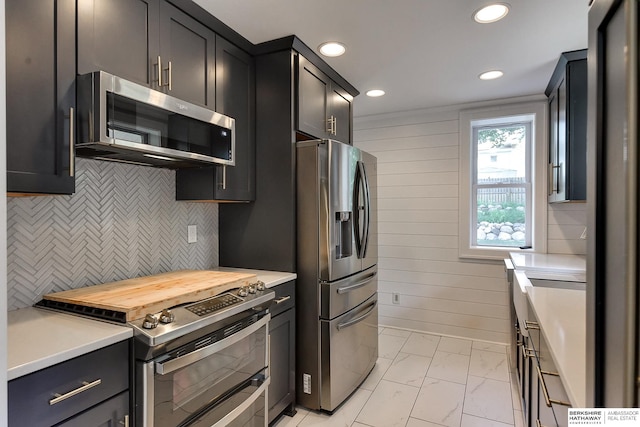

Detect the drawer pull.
xmin=274 ymin=295 xmax=291 ymax=304
xmin=49 ymin=379 xmax=102 ymax=406
xmin=524 ymin=320 xmax=540 ymax=330
xmin=536 ymin=365 xmax=572 ymax=407
xmin=119 ymin=415 xmax=130 ymax=427
xmin=521 ymin=345 xmax=536 ymax=358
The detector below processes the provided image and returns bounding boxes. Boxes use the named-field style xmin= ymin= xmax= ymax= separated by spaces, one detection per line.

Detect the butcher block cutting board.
xmin=42 ymin=270 xmax=257 ymax=321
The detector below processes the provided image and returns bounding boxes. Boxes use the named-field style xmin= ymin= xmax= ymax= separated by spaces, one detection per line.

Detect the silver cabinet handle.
xmin=156 ymin=56 xmax=162 ymax=87
xmin=222 ymin=165 xmax=227 ymax=190
xmin=69 ymin=107 xmax=75 ymax=177
xmin=536 ymin=364 xmax=572 ymax=407
xmin=326 ymin=117 xmax=333 ymax=133
xmin=524 ymin=320 xmax=539 ymax=330
xmin=337 ymin=272 xmax=377 ymax=294
xmin=167 ymin=60 xmax=172 ymax=91
xmin=521 ymin=344 xmax=536 ymax=359
xmin=119 ymin=415 xmax=129 ymax=427
xmin=548 ymin=163 xmax=553 ymax=196
xmin=274 ymin=295 xmax=291 ymax=304
xmin=333 ymin=116 xmax=337 ymax=135
xmin=49 ymin=379 xmax=102 ymax=405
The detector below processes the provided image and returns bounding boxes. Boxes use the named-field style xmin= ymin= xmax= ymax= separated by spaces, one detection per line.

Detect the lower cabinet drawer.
xmin=57 ymin=391 xmax=130 ymax=427
xmin=9 ymin=340 xmax=129 ymax=427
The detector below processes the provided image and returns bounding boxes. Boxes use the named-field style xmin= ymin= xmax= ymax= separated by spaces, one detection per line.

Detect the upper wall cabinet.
xmin=78 ymin=0 xmax=216 ymax=107
xmin=6 ymin=0 xmax=76 ymax=195
xmin=297 ymin=55 xmax=353 ymax=144
xmin=546 ymin=50 xmax=588 ymax=203
xmin=176 ymin=36 xmax=256 ymax=202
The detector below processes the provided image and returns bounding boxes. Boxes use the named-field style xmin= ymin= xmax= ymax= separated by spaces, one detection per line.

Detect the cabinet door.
xmin=268 ymin=308 xmax=295 ymax=423
xmin=6 ymin=0 xmax=75 ymax=194
xmin=159 ymin=1 xmax=216 ymax=107
xmin=175 ymin=37 xmax=255 ymax=202
xmin=77 ymin=0 xmax=160 ymax=87
xmin=57 ymin=391 xmax=129 ymax=427
xmin=556 ymin=78 xmax=568 ymax=202
xmin=548 ymin=89 xmax=559 ymax=202
xmin=330 ymin=83 xmax=353 ymax=144
xmin=214 ymin=36 xmax=256 ymax=201
xmin=297 ymin=55 xmax=330 ymax=139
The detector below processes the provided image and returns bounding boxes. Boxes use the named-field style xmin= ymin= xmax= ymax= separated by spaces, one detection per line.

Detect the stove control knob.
xmin=142 ymin=313 xmax=159 ymax=329
xmin=256 ymin=281 xmax=265 ymax=291
xmin=159 ymin=309 xmax=175 ymax=324
xmin=238 ymin=287 xmax=248 ymax=297
xmin=248 ymin=284 xmax=257 ymax=294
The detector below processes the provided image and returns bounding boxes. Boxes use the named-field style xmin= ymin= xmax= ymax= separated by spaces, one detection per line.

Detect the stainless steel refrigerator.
xmin=295 ymin=139 xmax=378 ymax=411
xmin=588 ymin=0 xmax=640 ymax=407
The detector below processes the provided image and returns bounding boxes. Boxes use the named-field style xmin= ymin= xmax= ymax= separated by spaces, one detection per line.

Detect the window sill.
xmin=459 ymin=245 xmax=536 ymax=261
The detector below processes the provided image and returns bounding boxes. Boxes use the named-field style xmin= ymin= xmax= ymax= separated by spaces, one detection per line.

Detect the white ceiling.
xmin=194 ymin=0 xmax=589 ymax=118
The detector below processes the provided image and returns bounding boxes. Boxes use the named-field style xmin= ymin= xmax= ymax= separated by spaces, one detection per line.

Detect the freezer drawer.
xmin=320 ymin=266 xmax=377 ymax=319
xmin=320 ymin=294 xmax=378 ymax=411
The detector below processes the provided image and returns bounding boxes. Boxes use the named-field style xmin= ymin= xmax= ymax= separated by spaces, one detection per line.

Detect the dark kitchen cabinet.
xmin=78 ymin=0 xmax=216 ymax=107
xmin=219 ymin=37 xmax=358 ymax=272
xmin=176 ymin=36 xmax=255 ymax=201
xmin=297 ymin=55 xmax=353 ymax=144
xmin=158 ymin=0 xmax=216 ymax=107
xmin=9 ymin=340 xmax=130 ymax=427
xmin=268 ymin=281 xmax=296 ymax=424
xmin=546 ymin=50 xmax=587 ymax=203
xmin=6 ymin=0 xmax=76 ymax=195
xmin=78 ymin=0 xmax=159 ymax=87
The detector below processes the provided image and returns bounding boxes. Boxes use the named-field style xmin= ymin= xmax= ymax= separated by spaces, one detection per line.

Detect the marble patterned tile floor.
xmin=273 ymin=327 xmax=524 ymax=427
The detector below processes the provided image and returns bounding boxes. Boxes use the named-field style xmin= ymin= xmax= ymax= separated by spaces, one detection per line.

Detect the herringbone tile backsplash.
xmin=7 ymin=158 xmax=219 ymax=310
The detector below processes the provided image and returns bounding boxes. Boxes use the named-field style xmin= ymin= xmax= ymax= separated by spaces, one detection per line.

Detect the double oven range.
xmin=39 ymin=282 xmax=274 ymax=427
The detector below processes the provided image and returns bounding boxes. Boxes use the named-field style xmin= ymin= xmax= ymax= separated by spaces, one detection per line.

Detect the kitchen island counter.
xmin=7 ymin=307 xmax=132 ymax=380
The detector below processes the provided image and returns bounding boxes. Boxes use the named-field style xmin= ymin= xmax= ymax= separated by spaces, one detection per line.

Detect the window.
xmin=459 ymin=102 xmax=547 ymax=259
xmin=473 ymin=122 xmax=531 ymax=248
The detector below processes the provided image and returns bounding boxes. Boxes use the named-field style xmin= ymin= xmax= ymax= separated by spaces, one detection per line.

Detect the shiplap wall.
xmin=354 ymin=106 xmax=510 ymax=343
xmin=354 ymin=101 xmax=588 ymax=343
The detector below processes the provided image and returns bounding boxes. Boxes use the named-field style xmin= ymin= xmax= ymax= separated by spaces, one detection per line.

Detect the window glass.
xmin=473 ymin=123 xmax=531 ymax=247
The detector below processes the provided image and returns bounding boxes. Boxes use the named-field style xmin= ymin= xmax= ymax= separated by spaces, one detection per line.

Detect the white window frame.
xmin=459 ymin=102 xmax=548 ymax=260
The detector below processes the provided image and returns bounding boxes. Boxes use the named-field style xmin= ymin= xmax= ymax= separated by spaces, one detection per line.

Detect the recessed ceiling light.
xmin=318 ymin=41 xmax=346 ymax=57
xmin=479 ymin=70 xmax=504 ymax=80
xmin=366 ymin=89 xmax=385 ymax=97
xmin=474 ymin=3 xmax=510 ymax=23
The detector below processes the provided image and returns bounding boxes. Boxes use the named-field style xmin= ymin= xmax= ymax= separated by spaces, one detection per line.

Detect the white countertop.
xmin=510 ymin=252 xmax=586 ymax=282
xmin=215 ymin=267 xmax=296 ymax=288
xmin=520 ymin=275 xmax=586 ymax=408
xmin=7 ymin=307 xmax=132 ymax=381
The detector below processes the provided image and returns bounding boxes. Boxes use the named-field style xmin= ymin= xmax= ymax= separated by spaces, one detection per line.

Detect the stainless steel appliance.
xmin=132 ymin=286 xmax=274 ymax=427
xmin=38 ymin=282 xmax=274 ymax=426
xmin=76 ymin=71 xmax=235 ymax=168
xmin=296 ymin=139 xmax=378 ymax=412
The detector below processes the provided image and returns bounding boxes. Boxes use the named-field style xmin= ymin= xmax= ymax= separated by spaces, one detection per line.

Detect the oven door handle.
xmin=210 ymin=375 xmax=270 ymax=427
xmin=155 ymin=314 xmax=270 ymax=375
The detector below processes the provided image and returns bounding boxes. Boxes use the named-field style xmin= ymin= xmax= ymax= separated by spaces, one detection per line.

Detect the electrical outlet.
xmin=187 ymin=225 xmax=197 ymax=243
xmin=392 ymin=293 xmax=400 ymax=304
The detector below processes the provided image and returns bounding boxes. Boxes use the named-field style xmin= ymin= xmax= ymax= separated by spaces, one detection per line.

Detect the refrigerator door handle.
xmin=337 ymin=300 xmax=378 ymax=330
xmin=336 ymin=271 xmax=378 ymax=294
xmin=354 ymin=161 xmax=371 ymax=259
xmin=360 ymin=161 xmax=371 ymax=258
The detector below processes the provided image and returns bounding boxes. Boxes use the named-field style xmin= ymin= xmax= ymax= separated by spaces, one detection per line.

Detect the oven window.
xmin=106 ymin=93 xmax=233 ymax=160
xmin=172 ymin=331 xmax=264 ymax=411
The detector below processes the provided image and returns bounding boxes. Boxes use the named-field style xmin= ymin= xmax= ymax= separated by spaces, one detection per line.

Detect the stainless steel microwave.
xmin=76 ymin=71 xmax=235 ymax=168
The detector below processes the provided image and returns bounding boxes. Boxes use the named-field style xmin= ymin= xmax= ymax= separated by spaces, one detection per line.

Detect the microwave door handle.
xmin=155 ymin=314 xmax=269 ymax=375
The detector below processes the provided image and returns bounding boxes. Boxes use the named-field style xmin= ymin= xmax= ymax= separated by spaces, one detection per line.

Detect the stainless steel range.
xmin=39 ymin=278 xmax=275 ymax=427
xmin=131 ymin=283 xmax=274 ymax=427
